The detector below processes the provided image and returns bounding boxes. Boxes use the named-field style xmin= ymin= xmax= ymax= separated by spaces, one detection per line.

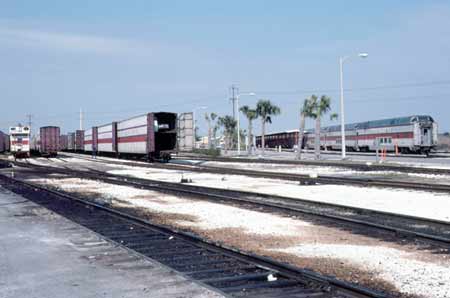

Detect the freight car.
xmin=255 ymin=130 xmax=303 ymax=149
xmin=75 ymin=130 xmax=84 ymax=151
xmin=9 ymin=125 xmax=31 ymax=158
xmin=59 ymin=134 xmax=68 ymax=151
xmin=0 ymin=131 xmax=9 ymax=153
xmin=256 ymin=115 xmax=438 ymax=154
xmin=83 ymin=112 xmax=177 ymax=161
xmin=39 ymin=126 xmax=60 ymax=157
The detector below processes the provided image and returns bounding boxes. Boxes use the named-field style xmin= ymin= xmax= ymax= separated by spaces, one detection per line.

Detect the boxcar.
xmin=75 ymin=130 xmax=84 ymax=151
xmin=0 ymin=131 xmax=7 ymax=153
xmin=67 ymin=133 xmax=75 ymax=150
xmin=40 ymin=126 xmax=60 ymax=157
xmin=59 ymin=134 xmax=68 ymax=151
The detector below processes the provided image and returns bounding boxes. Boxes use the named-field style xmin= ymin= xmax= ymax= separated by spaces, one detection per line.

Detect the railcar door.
xmin=421 ymin=127 xmax=432 ymax=146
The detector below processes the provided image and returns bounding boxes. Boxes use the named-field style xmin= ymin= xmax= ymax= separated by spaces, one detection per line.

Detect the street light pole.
xmin=339 ymin=53 xmax=368 ymax=159
xmin=339 ymin=57 xmax=346 ymax=159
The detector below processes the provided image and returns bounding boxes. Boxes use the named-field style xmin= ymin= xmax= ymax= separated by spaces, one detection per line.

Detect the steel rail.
xmin=59 ymin=152 xmax=450 ymax=193
xmin=172 ymin=154 xmax=450 ymax=175
xmin=8 ymin=161 xmax=450 ymax=248
xmin=0 ymin=174 xmax=388 ymax=298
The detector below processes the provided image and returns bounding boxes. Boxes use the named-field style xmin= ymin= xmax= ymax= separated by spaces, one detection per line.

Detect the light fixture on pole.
xmin=236 ymin=92 xmax=256 ymax=155
xmin=193 ymin=106 xmax=207 ymax=148
xmin=339 ymin=52 xmax=368 ymax=159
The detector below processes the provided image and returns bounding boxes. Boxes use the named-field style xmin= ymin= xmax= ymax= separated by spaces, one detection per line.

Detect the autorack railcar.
xmin=83 ymin=112 xmax=177 ymax=161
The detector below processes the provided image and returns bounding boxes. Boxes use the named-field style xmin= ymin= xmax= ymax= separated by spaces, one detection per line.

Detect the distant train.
xmin=0 ymin=131 xmax=10 ymax=153
xmin=64 ymin=112 xmax=179 ymax=161
xmin=256 ymin=115 xmax=438 ymax=155
xmin=9 ymin=125 xmax=31 ymax=158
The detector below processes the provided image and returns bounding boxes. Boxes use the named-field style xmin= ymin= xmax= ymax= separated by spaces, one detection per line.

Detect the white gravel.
xmin=276 ymin=244 xmax=450 ymax=298
xmin=30 ymin=177 xmax=310 ymax=237
xmin=25 ymin=176 xmax=450 ymax=298
xmin=107 ymin=167 xmax=450 ymax=222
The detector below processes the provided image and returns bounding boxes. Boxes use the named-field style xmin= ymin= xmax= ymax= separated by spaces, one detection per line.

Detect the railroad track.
xmin=8 ymin=160 xmax=450 ymax=248
xmin=173 ymin=154 xmax=450 ymax=175
xmin=60 ymin=152 xmax=450 ymax=193
xmin=0 ymin=173 xmax=387 ymax=298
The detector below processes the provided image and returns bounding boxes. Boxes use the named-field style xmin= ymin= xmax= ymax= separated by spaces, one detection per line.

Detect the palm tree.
xmin=218 ymin=115 xmax=237 ymax=153
xmin=296 ymin=98 xmax=314 ymax=160
xmin=240 ymin=105 xmax=258 ymax=155
xmin=205 ymin=112 xmax=218 ymax=149
xmin=256 ymin=99 xmax=281 ymax=155
xmin=309 ymin=95 xmax=333 ymax=159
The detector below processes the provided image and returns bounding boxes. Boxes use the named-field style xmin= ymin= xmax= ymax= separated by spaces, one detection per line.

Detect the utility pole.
xmin=229 ymin=85 xmax=238 ymax=120
xmin=79 ymin=108 xmax=83 ymax=130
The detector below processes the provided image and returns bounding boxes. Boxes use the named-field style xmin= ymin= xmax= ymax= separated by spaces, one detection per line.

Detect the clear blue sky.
xmin=1 ymin=1 xmax=450 ymax=135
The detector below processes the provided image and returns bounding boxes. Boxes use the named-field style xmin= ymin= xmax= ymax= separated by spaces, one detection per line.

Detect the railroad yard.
xmin=3 ymin=3 xmax=450 ymax=298
xmin=1 ymin=152 xmax=449 ymax=298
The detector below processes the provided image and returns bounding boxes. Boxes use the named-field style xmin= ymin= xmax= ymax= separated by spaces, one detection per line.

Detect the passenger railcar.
xmin=9 ymin=125 xmax=31 ymax=158
xmin=256 ymin=115 xmax=438 ymax=154
xmin=305 ymin=115 xmax=437 ymax=154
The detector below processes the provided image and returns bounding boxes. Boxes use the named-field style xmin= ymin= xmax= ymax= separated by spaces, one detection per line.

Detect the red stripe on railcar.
xmin=117 ymin=135 xmax=147 ymax=143
xmin=319 ymin=132 xmax=414 ymax=141
xmin=12 ymin=140 xmax=29 ymax=145
xmin=97 ymin=138 xmax=113 ymax=144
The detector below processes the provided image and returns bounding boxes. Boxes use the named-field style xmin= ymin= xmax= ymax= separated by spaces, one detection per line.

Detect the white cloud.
xmin=0 ymin=27 xmax=149 ymax=55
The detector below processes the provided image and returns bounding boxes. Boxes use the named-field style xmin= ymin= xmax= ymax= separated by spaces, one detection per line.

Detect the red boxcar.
xmin=59 ymin=134 xmax=68 ymax=151
xmin=0 ymin=131 xmax=7 ymax=153
xmin=40 ymin=126 xmax=60 ymax=157
xmin=75 ymin=130 xmax=84 ymax=151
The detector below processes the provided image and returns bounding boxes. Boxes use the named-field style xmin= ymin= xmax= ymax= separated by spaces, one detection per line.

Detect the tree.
xmin=240 ymin=105 xmax=258 ymax=155
xmin=296 ymin=98 xmax=315 ymax=160
xmin=256 ymin=99 xmax=281 ymax=155
xmin=205 ymin=112 xmax=218 ymax=149
xmin=218 ymin=115 xmax=237 ymax=153
xmin=309 ymin=95 xmax=333 ymax=159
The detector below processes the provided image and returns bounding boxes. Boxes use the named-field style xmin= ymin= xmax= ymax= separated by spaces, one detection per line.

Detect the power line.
xmin=252 ymin=80 xmax=450 ymax=96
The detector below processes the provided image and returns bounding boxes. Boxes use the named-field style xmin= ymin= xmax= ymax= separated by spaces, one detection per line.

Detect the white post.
xmin=339 ymin=57 xmax=346 ymax=159
xmin=193 ymin=109 xmax=196 ymax=149
xmin=237 ymin=94 xmax=241 ymax=155
xmin=79 ymin=108 xmax=83 ymax=130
